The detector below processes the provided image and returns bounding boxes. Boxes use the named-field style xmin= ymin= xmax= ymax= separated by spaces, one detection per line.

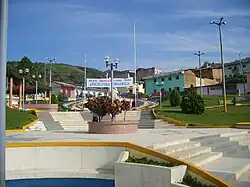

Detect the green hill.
xmin=7 ymin=56 xmax=106 ymax=86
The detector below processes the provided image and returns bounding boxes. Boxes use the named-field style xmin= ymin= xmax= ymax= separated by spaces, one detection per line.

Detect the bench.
xmin=217 ymin=100 xmax=234 ymax=105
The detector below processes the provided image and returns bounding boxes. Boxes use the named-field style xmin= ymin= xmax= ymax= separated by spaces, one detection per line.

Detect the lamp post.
xmin=194 ymin=51 xmax=205 ymax=96
xmin=210 ymin=17 xmax=227 ymax=112
xmin=32 ymin=74 xmax=42 ymax=104
xmin=46 ymin=57 xmax=56 ymax=104
xmin=156 ymin=81 xmax=164 ymax=108
xmin=0 ymin=0 xmax=8 ymax=186
xmin=19 ymin=68 xmax=29 ymax=109
xmin=104 ymin=56 xmax=119 ymax=103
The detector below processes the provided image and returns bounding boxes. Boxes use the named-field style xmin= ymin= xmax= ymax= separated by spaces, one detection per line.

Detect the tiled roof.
xmin=143 ymin=70 xmax=185 ymax=80
xmin=53 ymin=81 xmax=76 ymax=88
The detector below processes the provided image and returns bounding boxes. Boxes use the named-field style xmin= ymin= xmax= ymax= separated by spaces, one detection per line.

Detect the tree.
xmin=180 ymin=87 xmax=205 ymax=115
xmin=51 ymin=94 xmax=58 ymax=104
xmin=170 ymin=89 xmax=181 ymax=107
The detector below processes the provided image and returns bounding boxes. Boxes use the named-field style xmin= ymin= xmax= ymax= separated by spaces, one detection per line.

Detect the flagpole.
xmin=84 ymin=54 xmax=87 ymax=100
xmin=133 ymin=20 xmax=137 ymax=107
xmin=0 ymin=0 xmax=8 ymax=187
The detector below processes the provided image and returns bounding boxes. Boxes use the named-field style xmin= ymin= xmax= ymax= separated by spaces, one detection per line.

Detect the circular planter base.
xmin=88 ymin=121 xmax=138 ymax=134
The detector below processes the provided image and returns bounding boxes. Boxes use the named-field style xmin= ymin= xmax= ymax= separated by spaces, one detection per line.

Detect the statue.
xmin=109 ymin=87 xmax=119 ymax=99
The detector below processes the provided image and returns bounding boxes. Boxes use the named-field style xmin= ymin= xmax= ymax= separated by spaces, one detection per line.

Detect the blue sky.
xmin=7 ymin=0 xmax=250 ymax=71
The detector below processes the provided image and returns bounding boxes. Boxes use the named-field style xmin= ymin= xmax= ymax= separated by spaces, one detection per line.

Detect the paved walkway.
xmin=6 ymin=128 xmax=248 ymax=147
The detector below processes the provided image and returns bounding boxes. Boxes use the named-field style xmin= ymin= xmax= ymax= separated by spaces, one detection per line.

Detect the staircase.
xmin=152 ymin=131 xmax=250 ymax=186
xmin=49 ymin=112 xmax=88 ymax=131
xmin=37 ymin=112 xmax=63 ymax=130
xmin=138 ymin=110 xmax=155 ymax=129
xmin=138 ymin=110 xmax=177 ymax=129
xmin=25 ymin=121 xmax=47 ymax=131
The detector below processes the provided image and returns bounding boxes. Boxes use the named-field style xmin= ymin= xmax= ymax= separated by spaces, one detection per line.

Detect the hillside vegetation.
xmin=7 ymin=56 xmax=106 ymax=86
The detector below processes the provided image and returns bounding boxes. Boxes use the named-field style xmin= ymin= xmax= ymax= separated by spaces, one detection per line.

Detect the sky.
xmin=7 ymin=0 xmax=250 ymax=71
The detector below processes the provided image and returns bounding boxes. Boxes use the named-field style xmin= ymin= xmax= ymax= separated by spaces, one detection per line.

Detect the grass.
xmin=6 ymin=107 xmax=37 ymax=130
xmin=157 ymin=95 xmax=250 ymax=126
xmin=158 ymin=105 xmax=250 ymax=126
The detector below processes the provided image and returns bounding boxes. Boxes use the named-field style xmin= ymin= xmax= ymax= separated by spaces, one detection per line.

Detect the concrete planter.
xmin=88 ymin=121 xmax=138 ymax=134
xmin=24 ymin=104 xmax=58 ymax=112
xmin=115 ymin=152 xmax=188 ymax=187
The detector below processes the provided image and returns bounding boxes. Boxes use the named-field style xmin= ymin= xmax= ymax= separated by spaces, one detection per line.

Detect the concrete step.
xmin=239 ymin=139 xmax=250 ymax=145
xmin=229 ymin=150 xmax=250 ymax=159
xmin=213 ymin=144 xmax=249 ymax=157
xmin=158 ymin=142 xmax=201 ymax=154
xmin=229 ymin=134 xmax=250 ymax=141
xmin=197 ymin=136 xmax=229 ymax=146
xmin=221 ymin=131 xmax=249 ymax=137
xmin=209 ymin=140 xmax=240 ymax=150
xmin=233 ymin=169 xmax=250 ymax=187
xmin=185 ymin=152 xmax=222 ymax=166
xmin=191 ymin=134 xmax=221 ymax=141
xmin=152 ymin=139 xmax=190 ymax=149
xmin=201 ymin=157 xmax=250 ymax=183
xmin=169 ymin=146 xmax=211 ymax=160
xmin=239 ymin=142 xmax=250 ymax=147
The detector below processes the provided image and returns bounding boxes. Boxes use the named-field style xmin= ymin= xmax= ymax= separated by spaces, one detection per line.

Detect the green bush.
xmin=51 ymin=94 xmax=58 ymax=104
xmin=125 ymin=156 xmax=174 ymax=167
xmin=180 ymin=87 xmax=205 ymax=115
xmin=57 ymin=93 xmax=68 ymax=103
xmin=170 ymin=89 xmax=181 ymax=106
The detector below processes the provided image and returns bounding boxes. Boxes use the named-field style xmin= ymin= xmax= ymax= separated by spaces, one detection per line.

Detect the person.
xmin=92 ymin=112 xmax=99 ymax=122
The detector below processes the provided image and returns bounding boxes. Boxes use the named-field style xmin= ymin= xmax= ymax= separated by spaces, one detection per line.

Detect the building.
xmin=143 ymin=70 xmax=219 ymax=95
xmin=52 ymin=81 xmax=76 ymax=98
xmin=195 ymin=83 xmax=248 ymax=95
xmin=136 ymin=67 xmax=161 ymax=81
xmin=247 ymin=70 xmax=250 ymax=93
xmin=192 ymin=67 xmax=222 ymax=82
xmin=225 ymin=58 xmax=250 ymax=77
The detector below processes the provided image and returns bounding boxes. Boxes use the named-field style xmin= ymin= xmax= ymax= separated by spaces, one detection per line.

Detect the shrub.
xmin=57 ymin=93 xmax=67 ymax=103
xmin=170 ymin=89 xmax=181 ymax=106
xmin=51 ymin=94 xmax=58 ymax=104
xmin=180 ymin=87 xmax=205 ymax=115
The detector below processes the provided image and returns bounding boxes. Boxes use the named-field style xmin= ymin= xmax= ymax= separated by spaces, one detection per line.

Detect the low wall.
xmin=25 ymin=104 xmax=58 ymax=112
xmin=6 ymin=142 xmax=231 ymax=187
xmin=7 ymin=145 xmax=124 ymax=180
xmin=89 ymin=121 xmax=138 ymax=134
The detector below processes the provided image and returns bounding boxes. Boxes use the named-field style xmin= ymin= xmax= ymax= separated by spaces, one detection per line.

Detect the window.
xmin=243 ymin=65 xmax=246 ymax=68
xmin=168 ymin=77 xmax=172 ymax=81
xmin=161 ymin=77 xmax=164 ymax=82
xmin=175 ymin=87 xmax=180 ymax=92
xmin=228 ymin=67 xmax=232 ymax=70
xmin=154 ymin=89 xmax=156 ymax=93
xmin=169 ymin=88 xmax=172 ymax=92
xmin=176 ymin=76 xmax=179 ymax=80
xmin=154 ymin=79 xmax=156 ymax=82
xmin=234 ymin=66 xmax=237 ymax=70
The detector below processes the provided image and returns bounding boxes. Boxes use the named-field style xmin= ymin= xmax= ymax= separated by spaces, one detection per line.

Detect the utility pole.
xmin=133 ymin=20 xmax=137 ymax=107
xmin=239 ymin=52 xmax=246 ymax=93
xmin=194 ymin=51 xmax=205 ymax=96
xmin=210 ymin=17 xmax=227 ymax=112
xmin=84 ymin=54 xmax=87 ymax=100
xmin=46 ymin=57 xmax=56 ymax=104
xmin=0 ymin=1 xmax=8 ymax=187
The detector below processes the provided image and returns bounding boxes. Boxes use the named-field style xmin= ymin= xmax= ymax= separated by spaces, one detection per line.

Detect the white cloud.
xmin=171 ymin=9 xmax=250 ymax=19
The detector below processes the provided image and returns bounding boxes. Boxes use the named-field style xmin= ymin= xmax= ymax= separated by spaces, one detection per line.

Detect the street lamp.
xmin=239 ymin=52 xmax=246 ymax=93
xmin=104 ymin=56 xmax=119 ymax=103
xmin=194 ymin=51 xmax=205 ymax=96
xmin=19 ymin=68 xmax=29 ymax=109
xmin=210 ymin=17 xmax=227 ymax=112
xmin=32 ymin=74 xmax=42 ymax=104
xmin=46 ymin=57 xmax=56 ymax=104
xmin=156 ymin=81 xmax=164 ymax=108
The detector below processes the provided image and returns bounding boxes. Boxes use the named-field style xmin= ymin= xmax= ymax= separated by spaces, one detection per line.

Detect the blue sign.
xmin=87 ymin=78 xmax=133 ymax=88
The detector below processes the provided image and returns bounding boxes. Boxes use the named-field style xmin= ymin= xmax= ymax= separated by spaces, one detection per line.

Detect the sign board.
xmin=87 ymin=78 xmax=133 ymax=88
